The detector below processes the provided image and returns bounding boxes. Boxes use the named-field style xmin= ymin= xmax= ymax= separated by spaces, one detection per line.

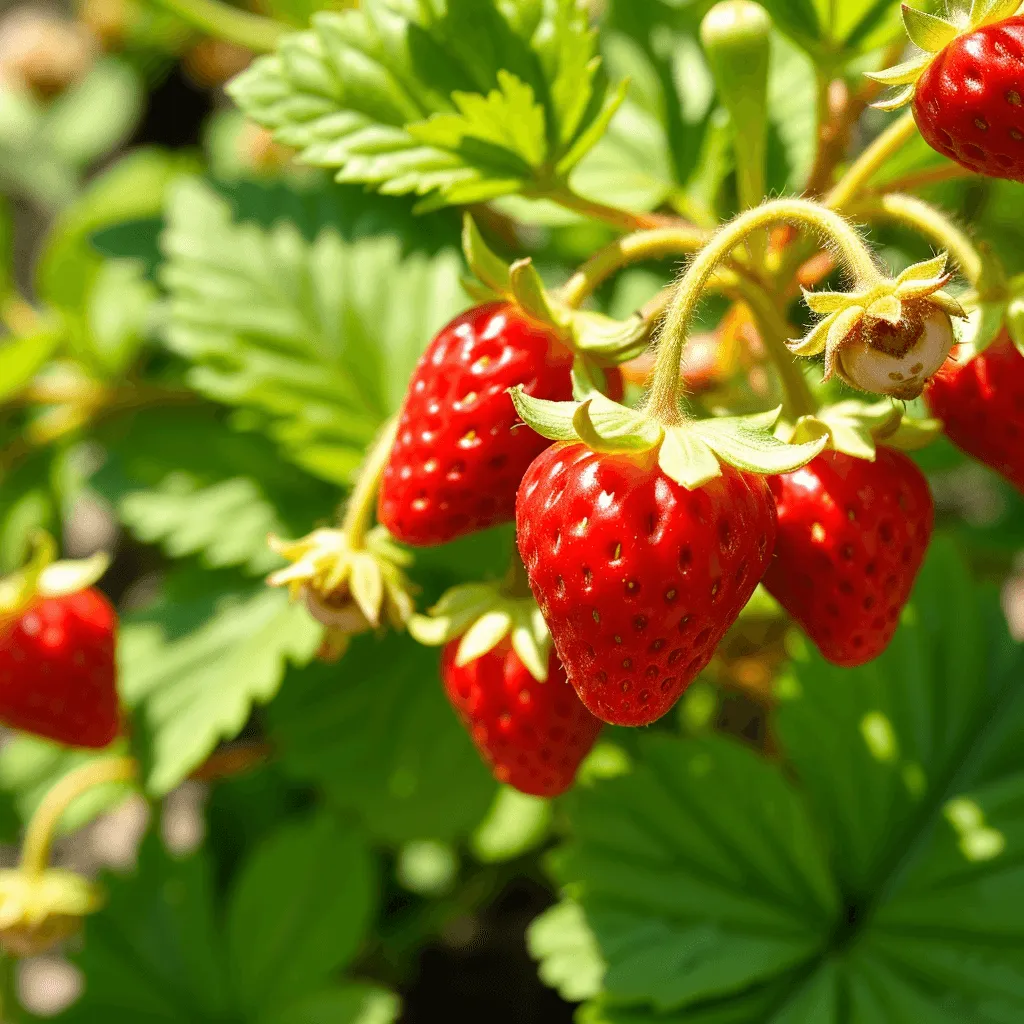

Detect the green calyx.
xmin=785 ymin=399 xmax=942 ymax=460
xmin=868 ymin=1 xmax=1022 ymax=110
xmin=462 ymin=215 xmax=651 ymax=367
xmin=510 ymin=388 xmax=827 ymax=490
xmin=410 ymin=580 xmax=551 ymax=683
xmin=957 ymin=253 xmax=1024 ymax=358
xmin=0 ymin=532 xmax=110 ymax=623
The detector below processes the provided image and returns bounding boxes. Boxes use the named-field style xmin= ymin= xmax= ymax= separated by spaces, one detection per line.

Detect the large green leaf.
xmin=226 ymin=0 xmax=621 ymax=207
xmin=545 ymin=541 xmax=1024 ymax=1021
xmin=226 ymin=814 xmax=376 ymax=1018
xmin=160 ymin=178 xmax=465 ymax=484
xmin=90 ymin=407 xmax=336 ymax=575
xmin=120 ymin=572 xmax=322 ymax=796
xmin=267 ymin=634 xmax=497 ymax=843
xmin=55 ymin=835 xmax=232 ymax=1023
xmin=265 ymin=985 xmax=401 ymax=1024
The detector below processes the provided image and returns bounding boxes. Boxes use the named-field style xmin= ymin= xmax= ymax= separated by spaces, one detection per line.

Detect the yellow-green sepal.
xmin=410 ymin=582 xmax=551 ymax=683
xmin=0 ymin=867 xmax=103 ymax=956
xmin=786 ymin=399 xmax=940 ymax=458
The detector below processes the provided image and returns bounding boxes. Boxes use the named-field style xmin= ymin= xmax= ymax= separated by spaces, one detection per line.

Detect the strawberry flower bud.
xmin=0 ymin=868 xmax=102 ymax=957
xmin=790 ymin=255 xmax=967 ymax=399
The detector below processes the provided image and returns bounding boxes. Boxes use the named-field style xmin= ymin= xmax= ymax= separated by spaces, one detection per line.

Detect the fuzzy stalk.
xmin=340 ymin=417 xmax=399 ymax=548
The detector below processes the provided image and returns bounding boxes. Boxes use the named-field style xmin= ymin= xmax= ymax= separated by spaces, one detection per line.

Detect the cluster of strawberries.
xmin=378 ymin=301 xmax=1024 ymax=799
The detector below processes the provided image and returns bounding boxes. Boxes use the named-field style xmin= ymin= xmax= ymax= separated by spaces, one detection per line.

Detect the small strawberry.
xmin=516 ymin=445 xmax=777 ymax=727
xmin=379 ymin=302 xmax=620 ymax=547
xmin=925 ymin=335 xmax=1024 ymax=495
xmin=763 ymin=449 xmax=934 ymax=668
xmin=913 ymin=16 xmax=1024 ymax=183
xmin=0 ymin=588 xmax=119 ymax=748
xmin=441 ymin=641 xmax=600 ymax=797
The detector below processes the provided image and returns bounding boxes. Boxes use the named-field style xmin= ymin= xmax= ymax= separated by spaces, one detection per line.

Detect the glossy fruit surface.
xmin=925 ymin=335 xmax=1024 ymax=495
xmin=763 ymin=449 xmax=934 ymax=667
xmin=379 ymin=302 xmax=576 ymax=546
xmin=516 ymin=444 xmax=776 ymax=726
xmin=0 ymin=588 xmax=119 ymax=748
xmin=913 ymin=17 xmax=1024 ymax=182
xmin=441 ymin=641 xmax=601 ymax=797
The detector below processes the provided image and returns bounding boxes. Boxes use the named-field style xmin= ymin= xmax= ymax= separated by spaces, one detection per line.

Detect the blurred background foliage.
xmin=0 ymin=0 xmax=1022 ymax=1021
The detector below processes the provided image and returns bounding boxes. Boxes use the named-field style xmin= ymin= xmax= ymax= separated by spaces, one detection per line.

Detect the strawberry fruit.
xmin=441 ymin=640 xmax=601 ymax=797
xmin=912 ymin=16 xmax=1024 ymax=183
xmin=380 ymin=302 xmax=598 ymax=546
xmin=925 ymin=335 xmax=1024 ymax=495
xmin=0 ymin=588 xmax=119 ymax=748
xmin=516 ymin=445 xmax=776 ymax=727
xmin=763 ymin=449 xmax=934 ymax=668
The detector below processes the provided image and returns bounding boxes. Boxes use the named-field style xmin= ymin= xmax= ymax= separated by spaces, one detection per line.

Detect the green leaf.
xmin=56 ymin=834 xmax=232 ymax=1023
xmin=573 ymin=395 xmax=664 ymax=454
xmin=0 ymin=736 xmax=135 ymax=837
xmin=90 ymin=407 xmax=336 ymax=575
xmin=267 ymin=634 xmax=497 ymax=842
xmin=161 ymin=178 xmax=465 ymax=483
xmin=901 ymin=7 xmax=958 ymax=52
xmin=551 ymin=732 xmax=840 ymax=1012
xmin=757 ymin=0 xmax=823 ymax=53
xmin=693 ymin=410 xmax=827 ymax=476
xmin=471 ymin=785 xmax=552 ymax=863
xmin=265 ymin=985 xmax=401 ymax=1024
xmin=0 ymin=320 xmax=62 ymax=403
xmin=226 ymin=0 xmax=618 ymax=206
xmin=227 ymin=814 xmax=376 ymax=1016
xmin=658 ymin=426 xmax=721 ymax=490
xmin=84 ymin=258 xmax=156 ymax=376
xmin=528 ymin=900 xmax=606 ymax=1003
xmin=120 ymin=575 xmax=323 ymax=795
xmin=509 ymin=387 xmax=582 ymax=442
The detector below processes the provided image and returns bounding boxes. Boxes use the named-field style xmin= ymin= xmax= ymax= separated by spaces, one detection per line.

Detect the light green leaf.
xmin=84 ymin=258 xmax=155 ymax=376
xmin=0 ymin=320 xmax=62 ymax=403
xmin=227 ymin=0 xmax=618 ymax=207
xmin=161 ymin=178 xmax=465 ymax=483
xmin=266 ymin=985 xmax=401 ymax=1024
xmin=267 ymin=634 xmax=497 ymax=842
xmin=970 ymin=0 xmax=1023 ymax=27
xmin=456 ymin=609 xmax=515 ymax=665
xmin=509 ymin=387 xmax=582 ymax=442
xmin=462 ymin=214 xmax=510 ymax=296
xmin=529 ymin=900 xmax=606 ymax=1003
xmin=757 ymin=0 xmax=823 ymax=53
xmin=471 ymin=786 xmax=552 ymax=864
xmin=901 ymin=8 xmax=959 ymax=52
xmin=509 ymin=258 xmax=565 ymax=329
xmin=120 ymin=579 xmax=323 ymax=795
xmin=573 ymin=395 xmax=664 ymax=454
xmin=227 ymin=814 xmax=376 ymax=1016
xmin=658 ymin=425 xmax=721 ymax=490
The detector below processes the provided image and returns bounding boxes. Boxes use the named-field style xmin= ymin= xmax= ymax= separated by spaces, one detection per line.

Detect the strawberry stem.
xmin=826 ymin=111 xmax=917 ymax=211
xmin=647 ymin=198 xmax=883 ymax=425
xmin=341 ymin=416 xmax=399 ymax=550
xmin=852 ymin=193 xmax=983 ymax=287
xmin=560 ymin=226 xmax=712 ymax=308
xmin=149 ymin=0 xmax=286 ymax=53
xmin=20 ymin=757 xmax=138 ymax=878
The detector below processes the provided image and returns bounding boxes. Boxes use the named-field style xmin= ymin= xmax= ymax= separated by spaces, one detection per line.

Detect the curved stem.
xmin=148 ymin=0 xmax=286 ymax=53
xmin=543 ymin=186 xmax=682 ymax=233
xmin=826 ymin=111 xmax=917 ymax=211
xmin=560 ymin=226 xmax=712 ymax=307
xmin=852 ymin=193 xmax=982 ymax=286
xmin=648 ymin=198 xmax=881 ymax=424
xmin=20 ymin=757 xmax=138 ymax=877
xmin=733 ymin=280 xmax=818 ymax=420
xmin=341 ymin=417 xmax=398 ymax=548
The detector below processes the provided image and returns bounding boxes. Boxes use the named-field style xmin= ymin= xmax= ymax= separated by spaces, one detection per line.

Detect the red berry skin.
xmin=380 ymin=302 xmax=619 ymax=547
xmin=912 ymin=17 xmax=1024 ymax=182
xmin=516 ymin=445 xmax=777 ymax=727
xmin=0 ymin=588 xmax=119 ymax=748
xmin=925 ymin=336 xmax=1024 ymax=495
xmin=763 ymin=450 xmax=934 ymax=669
xmin=441 ymin=641 xmax=601 ymax=797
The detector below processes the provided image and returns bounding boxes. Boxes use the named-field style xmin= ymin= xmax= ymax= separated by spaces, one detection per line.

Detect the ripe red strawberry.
xmin=516 ymin=445 xmax=776 ymax=727
xmin=925 ymin=335 xmax=1024 ymax=495
xmin=0 ymin=588 xmax=119 ymax=748
xmin=441 ymin=640 xmax=601 ymax=797
xmin=379 ymin=302 xmax=621 ymax=546
xmin=912 ymin=16 xmax=1024 ymax=182
xmin=763 ymin=449 xmax=933 ymax=668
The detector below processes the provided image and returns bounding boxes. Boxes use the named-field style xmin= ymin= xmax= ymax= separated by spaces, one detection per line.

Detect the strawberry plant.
xmin=1 ymin=0 xmax=1024 ymax=1020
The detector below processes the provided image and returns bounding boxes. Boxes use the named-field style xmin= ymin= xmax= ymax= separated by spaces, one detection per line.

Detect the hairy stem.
xmin=852 ymin=193 xmax=982 ymax=286
xmin=648 ymin=199 xmax=881 ymax=424
xmin=826 ymin=111 xmax=917 ymax=211
xmin=341 ymin=417 xmax=398 ymax=547
xmin=21 ymin=757 xmax=138 ymax=877
xmin=148 ymin=0 xmax=286 ymax=53
xmin=560 ymin=226 xmax=712 ymax=307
